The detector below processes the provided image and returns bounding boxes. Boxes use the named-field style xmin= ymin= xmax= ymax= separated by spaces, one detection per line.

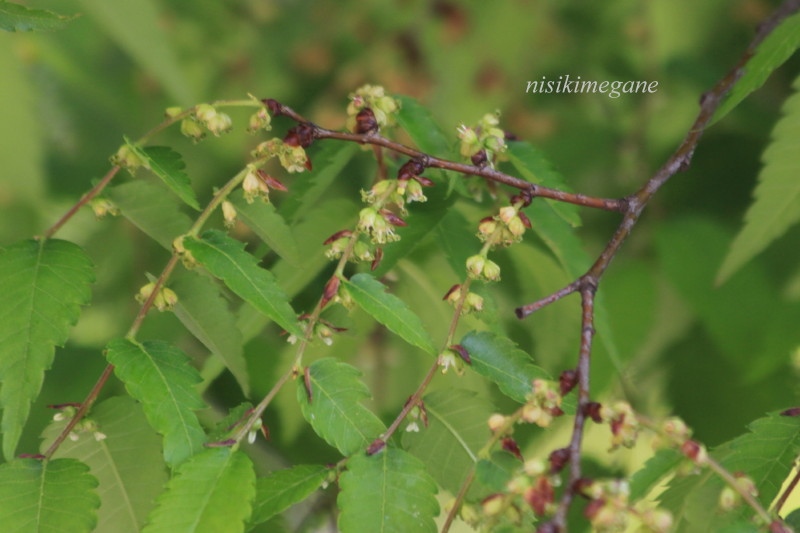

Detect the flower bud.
xmin=316 ymin=323 xmax=334 ymax=346
xmin=180 ymin=118 xmax=205 ymax=142
xmin=507 ymin=216 xmax=526 ymax=238
xmin=352 ymin=240 xmax=374 ymax=262
xmin=478 ymin=216 xmax=498 ymax=238
xmin=443 ymin=284 xmax=462 ymax=303
xmin=718 ymin=486 xmax=738 ymax=511
xmin=89 ymin=197 xmax=119 ymax=219
xmin=222 ymin=201 xmax=237 ymax=228
xmin=437 ymin=349 xmax=464 ymax=375
xmin=488 ymin=414 xmax=507 ymax=432
xmin=466 ymin=255 xmax=486 ymax=278
xmin=247 ymin=107 xmax=272 ymax=133
xmin=465 ymin=291 xmax=484 ymax=313
xmin=112 ymin=144 xmax=144 ymax=170
xmin=482 ymin=259 xmax=501 ymax=281
xmin=498 ymin=206 xmax=518 ymax=224
xmin=405 ymin=179 xmax=427 ymax=203
xmin=242 ymin=165 xmax=269 ymax=203
xmin=154 ymin=287 xmax=178 ymax=311
xmin=481 ymin=494 xmax=504 ymax=516
xmin=165 ymin=106 xmax=183 ymax=118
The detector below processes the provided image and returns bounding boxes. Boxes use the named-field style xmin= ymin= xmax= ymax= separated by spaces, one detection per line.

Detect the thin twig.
xmin=773 ymin=463 xmax=800 ymax=515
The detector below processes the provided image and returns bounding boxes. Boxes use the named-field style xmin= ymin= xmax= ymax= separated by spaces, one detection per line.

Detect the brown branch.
xmin=270 ymin=102 xmax=626 ymax=213
xmin=774 ymin=463 xmax=800 ymax=515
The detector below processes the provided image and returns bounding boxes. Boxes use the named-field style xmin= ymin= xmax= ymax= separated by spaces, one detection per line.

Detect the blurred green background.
xmin=2 ymin=0 xmax=799 ymax=527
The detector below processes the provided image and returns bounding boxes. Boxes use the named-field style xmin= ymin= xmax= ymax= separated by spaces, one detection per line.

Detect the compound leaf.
xmin=0 ymin=458 xmax=99 ymax=533
xmin=0 ymin=238 xmax=94 ymax=459
xmin=41 ymin=396 xmax=168 ymax=533
xmin=338 ymin=448 xmax=439 ymax=533
xmin=105 ymin=339 xmax=206 ymax=467
xmin=460 ymin=330 xmax=550 ymax=404
xmin=718 ymin=74 xmax=800 ymax=283
xmin=184 ymin=230 xmax=303 ymax=338
xmin=402 ymin=389 xmax=492 ymax=496
xmin=0 ymin=2 xmax=76 ymax=32
xmin=345 ymin=273 xmax=437 ymax=356
xmin=297 ymin=358 xmax=385 ymax=456
xmin=713 ymin=11 xmax=800 ymax=122
xmin=143 ymin=448 xmax=255 ymax=533
xmin=125 ymin=141 xmax=200 ymax=210
xmin=249 ymin=465 xmax=329 ymax=527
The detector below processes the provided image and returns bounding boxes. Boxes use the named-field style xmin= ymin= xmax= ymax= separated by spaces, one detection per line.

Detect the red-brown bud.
xmin=502 ymin=437 xmax=523 ymax=461
xmin=584 ymin=498 xmax=605 ymax=519
xmin=518 ymin=211 xmax=532 ymax=228
xmin=379 ymin=209 xmax=407 ymax=227
xmin=397 ymin=159 xmax=426 ymax=181
xmin=323 ymin=229 xmax=352 ymax=245
xmin=524 ymin=477 xmax=555 ymax=516
xmin=548 ymin=447 xmax=570 ymax=474
xmin=262 ymin=98 xmax=282 ymax=115
xmin=443 ymin=284 xmax=461 ymax=301
xmin=781 ymin=407 xmax=800 ymax=417
xmin=450 ymin=344 xmax=471 ymax=364
xmin=260 ymin=422 xmax=271 ymax=441
xmin=303 ymin=366 xmax=313 ymax=405
xmin=584 ymin=402 xmax=603 ymax=423
xmin=354 ymin=107 xmax=379 ymax=134
xmin=321 ymin=276 xmax=341 ymax=308
xmin=371 ymin=246 xmax=383 ymax=271
xmin=471 ymin=149 xmax=488 ymax=167
xmin=284 ymin=123 xmax=316 ymax=148
xmin=680 ymin=440 xmax=707 ymax=464
xmin=256 ymin=169 xmax=288 ymax=191
xmin=366 ymin=438 xmax=386 ymax=456
xmin=413 ymin=175 xmax=434 ymax=187
xmin=559 ymin=369 xmax=578 ymax=396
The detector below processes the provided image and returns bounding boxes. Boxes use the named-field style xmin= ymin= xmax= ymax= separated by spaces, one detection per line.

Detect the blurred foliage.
xmin=1 ymin=0 xmax=800 ymax=530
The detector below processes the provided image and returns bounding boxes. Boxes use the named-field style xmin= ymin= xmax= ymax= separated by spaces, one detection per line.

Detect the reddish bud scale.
xmin=321 ymin=276 xmax=341 ymax=308
xmin=510 ymin=189 xmax=533 ymax=207
xmin=257 ymin=169 xmax=287 ymax=191
xmin=524 ymin=477 xmax=555 ymax=516
xmin=305 ymin=157 xmax=313 ymax=171
xmin=47 ymin=403 xmax=81 ymax=410
xmin=420 ymin=402 xmax=429 ymax=428
xmin=548 ymin=447 xmax=570 ymax=473
xmin=303 ymin=366 xmax=313 ymax=405
xmin=371 ymin=247 xmax=383 ymax=271
xmin=323 ymin=229 xmax=353 ymax=245
xmin=284 ymin=123 xmax=316 ymax=148
xmin=471 ymin=149 xmax=488 ymax=167
xmin=502 ymin=437 xmax=523 ymax=461
xmin=354 ymin=108 xmax=379 ymax=134
xmin=398 ymin=159 xmax=426 ymax=181
xmin=380 ymin=209 xmax=407 ymax=226
xmin=206 ymin=439 xmax=236 ymax=448
xmin=781 ymin=407 xmax=800 ymax=417
xmin=260 ymin=423 xmax=271 ymax=441
xmin=298 ymin=313 xmax=313 ymax=321
xmin=573 ymin=478 xmax=594 ymax=498
xmin=450 ymin=344 xmax=471 ymax=364
xmin=18 ymin=453 xmax=45 ymax=460
xmin=680 ymin=440 xmax=703 ymax=461
xmin=549 ymin=406 xmax=564 ymax=417
xmin=518 ymin=211 xmax=532 ymax=228
xmin=413 ymin=175 xmax=434 ymax=187
xmin=584 ymin=402 xmax=603 ymax=423
xmin=559 ymin=369 xmax=578 ymax=396
xmin=584 ymin=499 xmax=605 ymax=519
xmin=443 ymin=284 xmax=461 ymax=301
xmin=262 ymin=98 xmax=282 ymax=115
xmin=366 ymin=438 xmax=386 ymax=456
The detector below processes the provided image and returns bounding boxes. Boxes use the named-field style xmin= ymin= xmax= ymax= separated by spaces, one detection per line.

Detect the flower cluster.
xmin=346 ymin=84 xmax=401 ymax=132
xmin=252 ymin=138 xmax=310 ymax=173
xmin=457 ymin=111 xmax=508 ymax=167
xmin=599 ymin=401 xmax=640 ymax=450
xmin=521 ymin=379 xmax=563 ymax=428
xmin=437 ymin=344 xmax=470 ymax=375
xmin=174 ymin=104 xmax=233 ymax=142
xmin=718 ymin=474 xmax=758 ymax=511
xmin=442 ymin=284 xmax=484 ymax=315
xmin=135 ymin=281 xmax=178 ymax=312
xmin=241 ymin=164 xmax=287 ymax=204
xmin=582 ymin=480 xmax=673 ymax=533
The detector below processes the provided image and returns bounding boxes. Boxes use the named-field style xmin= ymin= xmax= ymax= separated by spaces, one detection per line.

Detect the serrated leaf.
xmin=207 ymin=402 xmax=253 ymax=444
xmin=460 ymin=330 xmax=550 ymax=404
xmin=249 ymin=465 xmax=329 ymax=527
xmin=396 ymin=95 xmax=454 ymax=158
xmin=338 ymin=448 xmax=439 ymax=533
xmin=713 ymin=12 xmax=800 ymax=123
xmin=172 ymin=271 xmax=249 ymax=395
xmin=402 ymin=389 xmax=492 ymax=496
xmin=661 ymin=412 xmax=800 ymax=531
xmin=507 ymin=141 xmax=581 ymax=227
xmin=718 ymin=74 xmax=800 ymax=283
xmin=297 ymin=358 xmax=385 ymax=456
xmin=629 ymin=448 xmax=682 ymax=501
xmin=184 ymin=230 xmax=303 ymax=338
xmin=77 ymin=0 xmax=192 ymax=104
xmin=475 ymin=452 xmax=518 ymax=493
xmin=229 ymin=191 xmax=300 ymax=265
xmin=0 ymin=2 xmax=76 ymax=32
xmin=41 ymin=397 xmax=168 ymax=533
xmin=278 ymin=142 xmax=359 ymax=223
xmin=105 ymin=339 xmax=206 ymax=467
xmin=124 ymin=141 xmax=199 ymax=210
xmin=344 ymin=273 xmax=437 ymax=355
xmin=107 ymin=180 xmax=193 ymax=249
xmin=0 ymin=238 xmax=94 ymax=459
xmin=143 ymin=448 xmax=255 ymax=533
xmin=0 ymin=458 xmax=99 ymax=532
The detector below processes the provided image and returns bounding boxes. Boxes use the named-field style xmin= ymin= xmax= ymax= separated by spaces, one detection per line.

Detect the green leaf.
xmin=713 ymin=12 xmax=800 ymax=123
xmin=77 ymin=0 xmax=193 ymax=104
xmin=460 ymin=330 xmax=550 ymax=404
xmin=297 ymin=358 xmax=385 ymax=456
xmin=507 ymin=141 xmax=581 ymax=227
xmin=107 ymin=180 xmax=193 ymax=250
xmin=41 ymin=397 xmax=168 ymax=533
xmin=184 ymin=230 xmax=303 ymax=338
xmin=172 ymin=271 xmax=249 ymax=395
xmin=402 ymin=389 xmax=492 ymax=496
xmin=105 ymin=339 xmax=206 ymax=467
xmin=0 ymin=458 xmax=99 ymax=532
xmin=717 ymin=74 xmax=800 ymax=283
xmin=661 ymin=412 xmax=800 ymax=531
xmin=396 ymin=95 xmax=454 ymax=158
xmin=338 ymin=448 xmax=439 ymax=533
xmin=0 ymin=2 xmax=76 ymax=32
xmin=344 ymin=273 xmax=437 ymax=356
xmin=229 ymin=190 xmax=300 ymax=265
xmin=250 ymin=465 xmax=329 ymax=527
xmin=628 ymin=448 xmax=682 ymax=501
xmin=125 ymin=141 xmax=200 ymax=211
xmin=278 ymin=142 xmax=359 ymax=223
xmin=0 ymin=239 xmax=94 ymax=459
xmin=475 ymin=452 xmax=518 ymax=493
xmin=143 ymin=448 xmax=255 ymax=533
